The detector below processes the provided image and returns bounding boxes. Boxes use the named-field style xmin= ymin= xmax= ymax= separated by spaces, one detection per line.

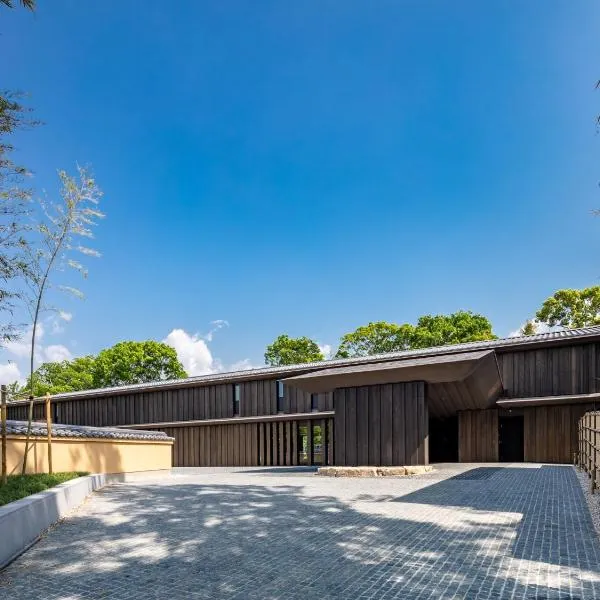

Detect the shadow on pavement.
xmin=0 ymin=466 xmax=598 ymax=599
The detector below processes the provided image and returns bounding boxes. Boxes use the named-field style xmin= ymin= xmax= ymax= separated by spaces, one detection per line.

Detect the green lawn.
xmin=0 ymin=472 xmax=88 ymax=507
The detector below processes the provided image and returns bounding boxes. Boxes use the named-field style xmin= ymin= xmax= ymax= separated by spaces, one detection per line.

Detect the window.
xmin=311 ymin=393 xmax=318 ymax=412
xmin=277 ymin=380 xmax=285 ymax=412
xmin=233 ymin=384 xmax=240 ymax=416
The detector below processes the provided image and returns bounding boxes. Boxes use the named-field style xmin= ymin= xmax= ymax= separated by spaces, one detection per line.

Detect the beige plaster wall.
xmin=4 ymin=435 xmax=173 ymax=475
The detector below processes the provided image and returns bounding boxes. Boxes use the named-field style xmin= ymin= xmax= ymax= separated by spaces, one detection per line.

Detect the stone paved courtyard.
xmin=1 ymin=464 xmax=600 ymax=599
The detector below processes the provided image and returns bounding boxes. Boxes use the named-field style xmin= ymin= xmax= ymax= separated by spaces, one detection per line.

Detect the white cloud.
xmin=319 ymin=343 xmax=333 ymax=360
xmin=164 ymin=324 xmax=264 ymax=376
xmin=229 ymin=359 xmax=259 ymax=372
xmin=5 ymin=323 xmax=44 ymax=358
xmin=508 ymin=322 xmax=561 ymax=338
xmin=50 ymin=311 xmax=73 ymax=334
xmin=5 ymin=338 xmax=31 ymax=358
xmin=0 ymin=362 xmax=21 ymax=385
xmin=204 ymin=319 xmax=230 ymax=342
xmin=43 ymin=344 xmax=73 ymax=363
xmin=4 ymin=323 xmax=75 ymax=367
xmin=163 ymin=329 xmax=219 ymax=376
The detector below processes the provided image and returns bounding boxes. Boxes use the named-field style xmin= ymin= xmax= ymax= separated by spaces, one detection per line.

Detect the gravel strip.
xmin=576 ymin=466 xmax=600 ymax=539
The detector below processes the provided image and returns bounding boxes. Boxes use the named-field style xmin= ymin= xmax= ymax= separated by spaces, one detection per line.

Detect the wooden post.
xmin=591 ymin=468 xmax=596 ymax=495
xmin=1 ymin=385 xmax=7 ymax=485
xmin=590 ymin=412 xmax=598 ymax=494
xmin=45 ymin=393 xmax=52 ymax=474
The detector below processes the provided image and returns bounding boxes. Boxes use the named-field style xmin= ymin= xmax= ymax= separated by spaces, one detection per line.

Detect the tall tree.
xmin=411 ymin=311 xmax=496 ymax=349
xmin=93 ymin=341 xmax=187 ymax=387
xmin=335 ymin=322 xmax=415 ymax=358
xmin=21 ymin=167 xmax=104 ymax=473
xmin=0 ymin=0 xmax=35 ymax=8
xmin=264 ymin=334 xmax=324 ymax=366
xmin=1 ymin=0 xmax=38 ymax=344
xmin=535 ymin=287 xmax=600 ymax=328
xmin=19 ymin=356 xmax=96 ymax=397
xmin=0 ymin=93 xmax=37 ymax=345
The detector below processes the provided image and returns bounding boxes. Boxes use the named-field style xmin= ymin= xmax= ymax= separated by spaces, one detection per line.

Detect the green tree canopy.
xmin=535 ymin=287 xmax=600 ymax=329
xmin=20 ymin=356 xmax=96 ymax=397
xmin=335 ymin=312 xmax=496 ymax=358
xmin=520 ymin=321 xmax=537 ymax=336
xmin=10 ymin=340 xmax=188 ymax=397
xmin=335 ymin=322 xmax=415 ymax=358
xmin=411 ymin=311 xmax=496 ymax=348
xmin=264 ymin=334 xmax=324 ymax=366
xmin=92 ymin=341 xmax=187 ymax=387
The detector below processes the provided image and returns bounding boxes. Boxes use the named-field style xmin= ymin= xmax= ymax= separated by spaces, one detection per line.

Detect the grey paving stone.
xmin=0 ymin=464 xmax=599 ymax=599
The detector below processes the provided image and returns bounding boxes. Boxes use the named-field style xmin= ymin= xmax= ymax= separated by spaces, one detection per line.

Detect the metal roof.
xmin=17 ymin=325 xmax=600 ymax=402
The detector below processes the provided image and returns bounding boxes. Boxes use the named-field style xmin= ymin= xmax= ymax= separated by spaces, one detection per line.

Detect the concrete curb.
xmin=0 ymin=471 xmax=169 ymax=571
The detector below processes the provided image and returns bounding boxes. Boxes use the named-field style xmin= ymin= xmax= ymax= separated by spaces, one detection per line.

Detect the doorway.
xmin=428 ymin=416 xmax=459 ymax=462
xmin=297 ymin=421 xmax=329 ymax=466
xmin=498 ymin=416 xmax=524 ymax=462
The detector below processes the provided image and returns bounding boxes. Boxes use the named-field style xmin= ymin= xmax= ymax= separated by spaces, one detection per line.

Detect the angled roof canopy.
xmin=283 ymin=350 xmax=503 ymax=416
xmin=282 ymin=350 xmax=491 ymax=392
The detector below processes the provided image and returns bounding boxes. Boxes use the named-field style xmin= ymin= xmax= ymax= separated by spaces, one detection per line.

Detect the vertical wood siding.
xmin=162 ymin=417 xmax=333 ymax=467
xmin=6 ymin=381 xmax=334 ymax=426
xmin=496 ymin=343 xmax=600 ymax=398
xmin=333 ymin=382 xmax=428 ymax=466
xmin=523 ymin=403 xmax=595 ymax=463
xmin=458 ymin=410 xmax=499 ymax=462
xmin=459 ymin=404 xmax=597 ymax=463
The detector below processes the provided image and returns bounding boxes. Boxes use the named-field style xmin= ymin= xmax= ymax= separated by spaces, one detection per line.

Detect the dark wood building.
xmin=8 ymin=327 xmax=600 ymax=467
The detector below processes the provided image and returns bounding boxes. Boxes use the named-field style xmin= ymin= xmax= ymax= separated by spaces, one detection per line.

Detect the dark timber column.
xmin=333 ymin=381 xmax=428 ymax=466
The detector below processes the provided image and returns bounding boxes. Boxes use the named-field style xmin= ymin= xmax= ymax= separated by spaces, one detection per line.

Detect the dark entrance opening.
xmin=498 ymin=415 xmax=524 ymax=462
xmin=428 ymin=416 xmax=458 ymax=462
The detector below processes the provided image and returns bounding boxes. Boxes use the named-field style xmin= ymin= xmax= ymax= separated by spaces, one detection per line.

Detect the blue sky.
xmin=1 ymin=1 xmax=599 ymax=380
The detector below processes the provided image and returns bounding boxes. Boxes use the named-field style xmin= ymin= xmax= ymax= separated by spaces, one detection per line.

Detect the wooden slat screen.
xmin=578 ymin=411 xmax=600 ymax=491
xmin=161 ymin=417 xmax=333 ymax=467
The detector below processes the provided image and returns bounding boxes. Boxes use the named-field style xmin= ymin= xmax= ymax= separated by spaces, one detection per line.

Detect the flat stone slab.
xmin=2 ymin=464 xmax=600 ymax=599
xmin=317 ymin=465 xmax=434 ymax=477
xmin=0 ymin=470 xmax=172 ymax=571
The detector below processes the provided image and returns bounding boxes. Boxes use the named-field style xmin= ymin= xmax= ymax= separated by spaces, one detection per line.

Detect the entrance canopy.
xmin=283 ymin=350 xmax=503 ymax=417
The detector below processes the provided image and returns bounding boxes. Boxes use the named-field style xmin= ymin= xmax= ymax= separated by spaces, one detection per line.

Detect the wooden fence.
xmin=577 ymin=411 xmax=600 ymax=492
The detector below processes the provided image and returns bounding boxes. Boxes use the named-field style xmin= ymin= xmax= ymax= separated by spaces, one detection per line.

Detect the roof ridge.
xmin=17 ymin=325 xmax=600 ymax=402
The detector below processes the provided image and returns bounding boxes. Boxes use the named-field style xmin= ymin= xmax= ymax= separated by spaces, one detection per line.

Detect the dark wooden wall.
xmin=164 ymin=416 xmax=334 ymax=467
xmin=458 ymin=404 xmax=597 ymax=464
xmin=7 ymin=381 xmax=333 ymax=427
xmin=523 ymin=403 xmax=595 ymax=463
xmin=458 ymin=410 xmax=499 ymax=462
xmin=9 ymin=340 xmax=600 ymax=468
xmin=497 ymin=343 xmax=600 ymax=398
xmin=334 ymin=382 xmax=428 ymax=466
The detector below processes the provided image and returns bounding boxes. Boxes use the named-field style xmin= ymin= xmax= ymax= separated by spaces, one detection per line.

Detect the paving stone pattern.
xmin=1 ymin=464 xmax=599 ymax=599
